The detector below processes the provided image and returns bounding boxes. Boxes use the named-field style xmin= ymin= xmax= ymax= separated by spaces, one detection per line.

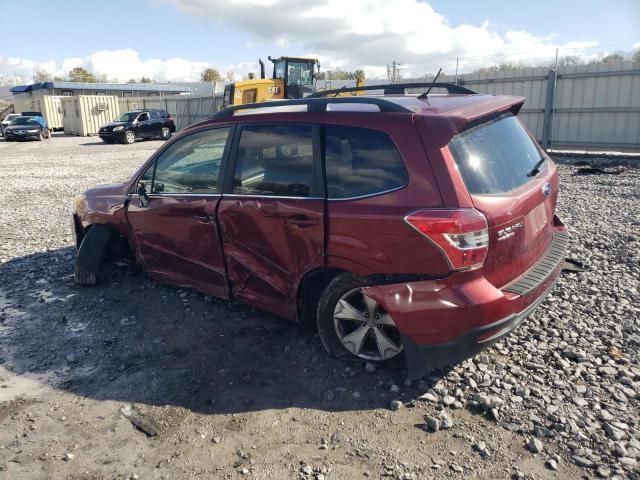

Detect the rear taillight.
xmin=404 ymin=209 xmax=489 ymax=271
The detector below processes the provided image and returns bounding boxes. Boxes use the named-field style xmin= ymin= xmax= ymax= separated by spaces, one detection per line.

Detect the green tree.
xmin=225 ymin=70 xmax=236 ymax=82
xmin=600 ymin=52 xmax=625 ymax=64
xmin=127 ymin=78 xmax=137 ymax=83
xmin=32 ymin=69 xmax=51 ymax=82
xmin=557 ymin=55 xmax=584 ymax=67
xmin=633 ymin=49 xmax=640 ymax=64
xmin=140 ymin=77 xmax=154 ymax=83
xmin=201 ymin=67 xmax=222 ymax=82
xmin=353 ymin=69 xmax=366 ymax=82
xmin=68 ymin=67 xmax=97 ymax=83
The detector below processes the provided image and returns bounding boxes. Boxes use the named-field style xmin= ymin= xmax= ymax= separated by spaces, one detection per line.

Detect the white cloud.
xmin=1 ymin=1 xmax=620 ymax=87
xmin=0 ymin=50 xmax=216 ymax=86
xmin=162 ymin=0 xmax=602 ymax=76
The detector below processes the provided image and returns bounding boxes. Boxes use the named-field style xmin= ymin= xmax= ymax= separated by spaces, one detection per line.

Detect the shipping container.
xmin=61 ymin=95 xmax=120 ymax=136
xmin=11 ymin=94 xmax=66 ymax=130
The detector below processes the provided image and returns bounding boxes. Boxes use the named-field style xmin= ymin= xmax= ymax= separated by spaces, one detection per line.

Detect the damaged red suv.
xmin=72 ymin=83 xmax=568 ymax=379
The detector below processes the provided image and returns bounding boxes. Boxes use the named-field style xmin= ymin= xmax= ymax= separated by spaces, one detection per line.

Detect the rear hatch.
xmin=447 ymin=113 xmax=559 ymax=288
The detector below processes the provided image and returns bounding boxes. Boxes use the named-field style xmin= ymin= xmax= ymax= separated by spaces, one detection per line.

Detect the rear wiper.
xmin=527 ymin=157 xmax=546 ymax=177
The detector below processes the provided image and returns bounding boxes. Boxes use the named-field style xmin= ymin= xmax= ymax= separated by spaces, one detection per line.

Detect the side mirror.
xmin=137 ymin=182 xmax=149 ymax=207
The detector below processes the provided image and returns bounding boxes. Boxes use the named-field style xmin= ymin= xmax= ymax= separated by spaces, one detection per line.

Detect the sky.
xmin=0 ymin=0 xmax=638 ymax=84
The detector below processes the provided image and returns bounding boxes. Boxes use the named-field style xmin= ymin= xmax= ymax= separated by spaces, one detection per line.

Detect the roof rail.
xmin=308 ymin=82 xmax=476 ymax=98
xmin=210 ymin=96 xmax=413 ymax=119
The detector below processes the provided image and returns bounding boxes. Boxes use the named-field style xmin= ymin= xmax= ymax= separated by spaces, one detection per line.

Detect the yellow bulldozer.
xmin=222 ymin=56 xmax=364 ymax=108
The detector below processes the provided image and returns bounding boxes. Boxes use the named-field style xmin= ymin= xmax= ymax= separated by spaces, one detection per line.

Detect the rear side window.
xmin=448 ymin=114 xmax=544 ymax=194
xmin=150 ymin=111 xmax=160 ymax=119
xmin=233 ymin=125 xmax=313 ymax=197
xmin=324 ymin=125 xmax=408 ymax=199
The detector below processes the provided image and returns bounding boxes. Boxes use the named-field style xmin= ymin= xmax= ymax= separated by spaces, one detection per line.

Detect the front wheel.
xmin=124 ymin=130 xmax=136 ymax=144
xmin=37 ymin=131 xmax=43 ymax=141
xmin=74 ymin=225 xmax=118 ymax=285
xmin=161 ymin=127 xmax=171 ymax=140
xmin=316 ymin=273 xmax=404 ymax=363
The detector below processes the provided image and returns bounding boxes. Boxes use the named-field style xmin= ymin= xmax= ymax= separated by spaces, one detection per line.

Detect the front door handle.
xmin=287 ymin=214 xmax=318 ymax=227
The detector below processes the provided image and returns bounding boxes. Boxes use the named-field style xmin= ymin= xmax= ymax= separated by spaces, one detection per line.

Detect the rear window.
xmin=448 ymin=114 xmax=544 ymax=194
xmin=325 ymin=125 xmax=408 ymax=199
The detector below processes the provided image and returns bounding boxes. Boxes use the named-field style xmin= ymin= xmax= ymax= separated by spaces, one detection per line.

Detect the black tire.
xmin=124 ymin=130 xmax=136 ymax=144
xmin=317 ymin=273 xmax=371 ymax=361
xmin=43 ymin=128 xmax=51 ymax=139
xmin=36 ymin=131 xmax=43 ymax=141
xmin=317 ymin=272 xmax=405 ymax=366
xmin=161 ymin=127 xmax=171 ymax=140
xmin=74 ymin=225 xmax=118 ymax=286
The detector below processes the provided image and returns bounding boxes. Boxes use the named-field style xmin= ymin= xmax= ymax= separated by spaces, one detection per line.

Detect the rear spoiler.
xmin=420 ymin=95 xmax=526 ymax=146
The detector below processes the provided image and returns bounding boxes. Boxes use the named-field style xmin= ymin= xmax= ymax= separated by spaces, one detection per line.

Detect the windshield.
xmin=13 ymin=117 xmax=39 ymax=126
xmin=448 ymin=113 xmax=544 ymax=194
xmin=5 ymin=114 xmax=20 ymax=121
xmin=117 ymin=112 xmax=140 ymax=123
xmin=286 ymin=60 xmax=313 ymax=86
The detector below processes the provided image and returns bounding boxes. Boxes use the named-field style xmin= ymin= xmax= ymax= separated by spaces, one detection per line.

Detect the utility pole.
xmin=387 ymin=61 xmax=402 ymax=83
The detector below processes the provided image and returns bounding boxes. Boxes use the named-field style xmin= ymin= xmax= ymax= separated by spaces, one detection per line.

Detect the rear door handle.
xmin=193 ymin=213 xmax=213 ymax=223
xmin=287 ymin=214 xmax=318 ymax=227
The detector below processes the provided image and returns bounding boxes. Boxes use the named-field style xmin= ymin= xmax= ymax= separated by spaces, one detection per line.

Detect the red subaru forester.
xmin=72 ymin=83 xmax=568 ymax=379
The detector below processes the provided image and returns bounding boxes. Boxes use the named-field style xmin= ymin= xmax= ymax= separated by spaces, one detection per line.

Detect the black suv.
xmin=98 ymin=109 xmax=176 ymax=144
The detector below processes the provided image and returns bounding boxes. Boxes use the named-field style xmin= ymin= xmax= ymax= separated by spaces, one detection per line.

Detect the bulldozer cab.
xmin=222 ymin=56 xmax=319 ymax=108
xmin=270 ymin=56 xmax=316 ymax=99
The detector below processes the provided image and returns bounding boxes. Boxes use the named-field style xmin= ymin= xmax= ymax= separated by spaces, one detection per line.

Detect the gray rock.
xmin=424 ymin=416 xmax=439 ymax=432
xmin=389 ymin=400 xmax=403 ymax=411
xmin=364 ymin=362 xmax=377 ymax=374
xmin=526 ymin=438 xmax=544 ymax=454
xmin=439 ymin=411 xmax=454 ymax=430
xmin=546 ymin=458 xmax=558 ymax=470
xmin=419 ymin=392 xmax=439 ymax=403
xmin=572 ymin=455 xmax=596 ymax=468
xmin=442 ymin=395 xmax=455 ymax=406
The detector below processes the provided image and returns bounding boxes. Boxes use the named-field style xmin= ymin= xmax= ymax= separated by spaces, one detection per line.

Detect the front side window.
xmin=324 ymin=125 xmax=408 ymax=199
xmin=138 ymin=112 xmax=149 ymax=122
xmin=448 ymin=114 xmax=544 ymax=194
xmin=274 ymin=61 xmax=286 ymax=80
xmin=233 ymin=125 xmax=313 ymax=197
xmin=144 ymin=127 xmax=230 ymax=195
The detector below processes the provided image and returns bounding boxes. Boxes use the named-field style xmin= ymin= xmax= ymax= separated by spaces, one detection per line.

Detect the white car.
xmin=1 ymin=113 xmax=21 ymax=136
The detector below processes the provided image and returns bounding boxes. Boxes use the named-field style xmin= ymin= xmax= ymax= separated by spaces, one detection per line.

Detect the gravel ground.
xmin=0 ymin=135 xmax=638 ymax=480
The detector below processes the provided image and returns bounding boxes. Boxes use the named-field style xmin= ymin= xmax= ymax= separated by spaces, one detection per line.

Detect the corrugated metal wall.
xmin=118 ymin=96 xmax=223 ymax=131
xmin=10 ymin=94 xmax=66 ymax=130
xmin=112 ymin=62 xmax=639 ymax=151
xmin=61 ymin=96 xmax=120 ymax=136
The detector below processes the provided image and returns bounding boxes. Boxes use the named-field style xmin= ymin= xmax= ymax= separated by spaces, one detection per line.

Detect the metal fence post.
xmin=541 ymin=68 xmax=557 ymax=149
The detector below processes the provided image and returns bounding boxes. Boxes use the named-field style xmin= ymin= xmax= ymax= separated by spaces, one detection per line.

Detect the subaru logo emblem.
xmin=542 ymin=183 xmax=551 ymax=197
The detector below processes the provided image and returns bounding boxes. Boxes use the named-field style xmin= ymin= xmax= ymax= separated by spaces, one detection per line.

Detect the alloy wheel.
xmin=333 ymin=287 xmax=403 ymax=361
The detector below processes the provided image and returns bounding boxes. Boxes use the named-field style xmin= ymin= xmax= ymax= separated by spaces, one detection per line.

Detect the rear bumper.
xmin=365 ymin=219 xmax=569 ymax=380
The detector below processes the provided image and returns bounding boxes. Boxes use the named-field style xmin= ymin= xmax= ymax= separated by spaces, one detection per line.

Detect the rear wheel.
xmin=317 ymin=273 xmax=404 ymax=363
xmin=43 ymin=128 xmax=51 ymax=139
xmin=36 ymin=131 xmax=43 ymax=141
xmin=161 ymin=127 xmax=171 ymax=140
xmin=124 ymin=130 xmax=135 ymax=144
xmin=74 ymin=225 xmax=119 ymax=286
